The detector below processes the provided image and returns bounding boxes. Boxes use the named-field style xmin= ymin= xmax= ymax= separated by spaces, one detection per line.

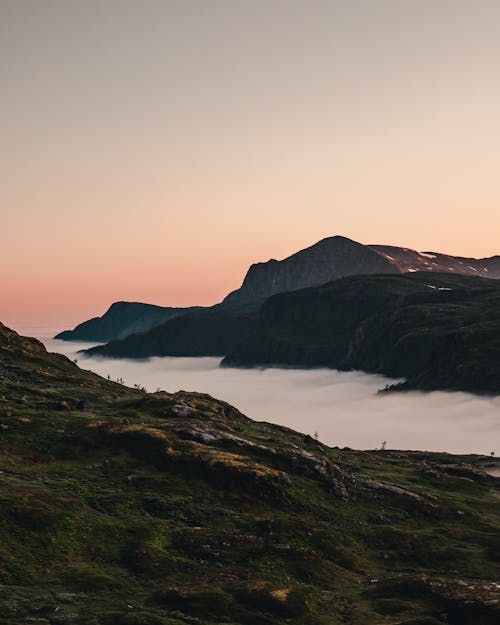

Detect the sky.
xmin=2 ymin=0 xmax=500 ymax=327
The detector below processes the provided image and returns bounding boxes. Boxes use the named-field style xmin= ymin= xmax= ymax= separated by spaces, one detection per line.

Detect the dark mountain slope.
xmin=84 ymin=298 xmax=263 ymax=358
xmin=0 ymin=322 xmax=499 ymax=624
xmin=225 ymin=235 xmax=400 ymax=301
xmin=56 ymin=301 xmax=203 ymax=342
xmin=225 ymin=236 xmax=500 ymax=302
xmin=222 ymin=273 xmax=500 ymax=393
xmin=56 ymin=235 xmax=500 ymax=345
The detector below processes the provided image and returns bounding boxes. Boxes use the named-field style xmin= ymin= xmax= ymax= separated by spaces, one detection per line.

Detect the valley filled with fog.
xmin=32 ymin=328 xmax=500 ymax=456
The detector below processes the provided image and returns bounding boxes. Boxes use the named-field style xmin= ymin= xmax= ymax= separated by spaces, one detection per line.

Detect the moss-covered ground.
xmin=0 ymin=323 xmax=498 ymax=624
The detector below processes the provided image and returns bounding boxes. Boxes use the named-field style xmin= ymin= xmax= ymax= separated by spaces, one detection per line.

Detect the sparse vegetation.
xmin=0 ymin=322 xmax=498 ymax=624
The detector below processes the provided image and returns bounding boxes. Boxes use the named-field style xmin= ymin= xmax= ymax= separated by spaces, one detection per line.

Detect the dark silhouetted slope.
xmin=84 ymin=298 xmax=263 ymax=358
xmin=56 ymin=301 xmax=202 ymax=342
xmin=225 ymin=235 xmax=400 ymax=301
xmin=57 ymin=235 xmax=500 ymax=348
xmin=222 ymin=273 xmax=500 ymax=394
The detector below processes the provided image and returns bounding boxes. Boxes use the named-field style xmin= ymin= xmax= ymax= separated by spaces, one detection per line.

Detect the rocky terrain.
xmin=225 ymin=235 xmax=500 ymax=302
xmin=0 ymin=322 xmax=499 ymax=624
xmin=371 ymin=244 xmax=500 ymax=279
xmin=223 ymin=272 xmax=500 ymax=394
xmin=224 ymin=236 xmax=398 ymax=301
xmin=56 ymin=302 xmax=203 ymax=343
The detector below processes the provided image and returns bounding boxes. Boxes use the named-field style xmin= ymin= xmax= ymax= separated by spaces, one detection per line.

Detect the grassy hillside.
xmin=0 ymin=322 xmax=499 ymax=624
xmin=222 ymin=273 xmax=500 ymax=393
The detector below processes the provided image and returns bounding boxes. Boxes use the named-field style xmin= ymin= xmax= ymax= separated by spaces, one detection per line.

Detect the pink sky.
xmin=2 ymin=1 xmax=500 ymax=328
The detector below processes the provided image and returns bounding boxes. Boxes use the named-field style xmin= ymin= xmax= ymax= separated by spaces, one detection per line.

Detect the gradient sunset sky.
xmin=2 ymin=0 xmax=500 ymax=328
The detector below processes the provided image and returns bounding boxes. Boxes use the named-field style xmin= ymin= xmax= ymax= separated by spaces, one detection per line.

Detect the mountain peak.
xmin=225 ymin=235 xmax=399 ymax=301
xmin=225 ymin=236 xmax=500 ymax=302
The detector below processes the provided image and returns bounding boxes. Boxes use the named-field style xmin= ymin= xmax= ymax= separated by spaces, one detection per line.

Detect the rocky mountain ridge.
xmin=84 ymin=272 xmax=500 ymax=395
xmin=371 ymin=244 xmax=500 ymax=278
xmin=57 ymin=235 xmax=500 ymax=343
xmin=226 ymin=235 xmax=500 ymax=301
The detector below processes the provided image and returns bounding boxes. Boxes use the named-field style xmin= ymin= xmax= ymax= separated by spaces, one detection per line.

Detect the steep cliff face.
xmin=225 ymin=236 xmax=400 ymax=301
xmin=55 ymin=301 xmax=203 ymax=342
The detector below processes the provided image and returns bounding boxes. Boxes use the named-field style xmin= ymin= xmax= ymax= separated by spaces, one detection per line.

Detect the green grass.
xmin=0 ymin=322 xmax=499 ymax=624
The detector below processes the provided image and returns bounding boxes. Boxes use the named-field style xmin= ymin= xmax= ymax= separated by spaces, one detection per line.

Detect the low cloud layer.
xmin=38 ymin=330 xmax=500 ymax=456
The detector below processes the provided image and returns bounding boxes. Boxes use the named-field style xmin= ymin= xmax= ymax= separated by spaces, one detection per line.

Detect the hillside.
xmin=371 ymin=244 xmax=500 ymax=278
xmin=1 ymin=322 xmax=499 ymax=624
xmin=222 ymin=273 xmax=500 ymax=394
xmin=85 ymin=298 xmax=263 ymax=359
xmin=56 ymin=302 xmax=203 ymax=343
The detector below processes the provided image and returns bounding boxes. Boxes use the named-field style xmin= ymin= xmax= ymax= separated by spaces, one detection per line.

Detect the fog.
xmin=33 ymin=329 xmax=499 ymax=456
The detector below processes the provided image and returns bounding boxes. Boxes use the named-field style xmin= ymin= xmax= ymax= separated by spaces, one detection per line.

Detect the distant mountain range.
xmin=58 ymin=235 xmax=500 ymax=343
xmin=85 ymin=272 xmax=500 ymax=393
xmin=56 ymin=235 xmax=500 ymax=393
xmin=225 ymin=235 xmax=500 ymax=301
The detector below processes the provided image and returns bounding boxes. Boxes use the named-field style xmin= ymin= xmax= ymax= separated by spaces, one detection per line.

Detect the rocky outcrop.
xmin=354 ymin=478 xmax=437 ymax=508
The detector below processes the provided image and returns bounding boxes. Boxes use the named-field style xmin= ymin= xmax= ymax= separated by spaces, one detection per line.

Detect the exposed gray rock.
xmin=225 ymin=236 xmax=398 ymax=301
xmin=355 ymin=479 xmax=437 ymax=507
xmin=172 ymin=404 xmax=190 ymax=417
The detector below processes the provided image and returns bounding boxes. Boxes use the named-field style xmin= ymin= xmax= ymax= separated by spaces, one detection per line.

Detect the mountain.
xmin=1 ymin=322 xmax=499 ymax=624
xmin=84 ymin=272 xmax=500 ymax=395
xmin=84 ymin=298 xmax=263 ymax=358
xmin=55 ymin=301 xmax=203 ymax=342
xmin=225 ymin=235 xmax=500 ymax=301
xmin=222 ymin=272 xmax=500 ymax=393
xmin=224 ymin=235 xmax=399 ymax=301
xmin=57 ymin=235 xmax=500 ymax=346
